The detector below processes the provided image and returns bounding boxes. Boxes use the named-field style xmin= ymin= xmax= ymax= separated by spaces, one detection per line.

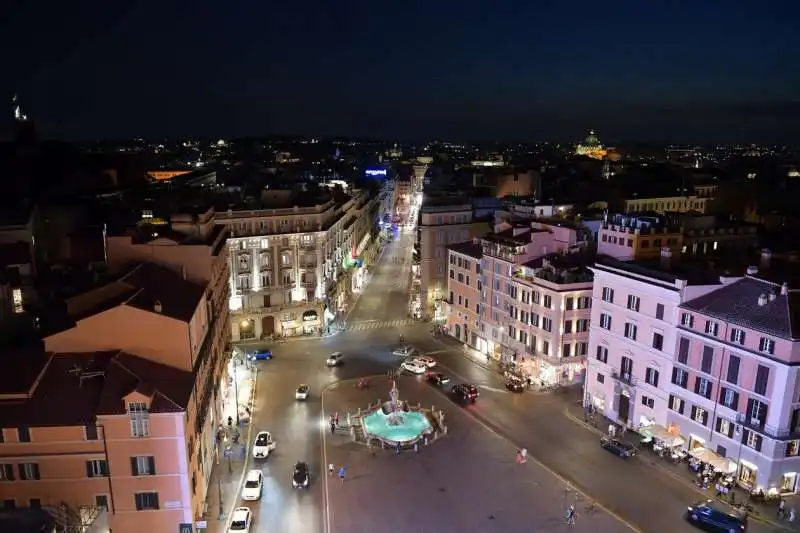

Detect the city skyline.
xmin=3 ymin=1 xmax=799 ymax=142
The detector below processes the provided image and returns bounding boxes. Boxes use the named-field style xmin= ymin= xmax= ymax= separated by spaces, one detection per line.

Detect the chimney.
xmin=782 ymin=282 xmax=789 ymax=296
xmin=760 ymin=248 xmax=772 ymax=270
xmin=153 ymin=300 xmax=163 ymax=313
xmin=660 ymin=247 xmax=672 ymax=268
xmin=746 ymin=265 xmax=758 ymax=276
xmin=757 ymin=294 xmax=768 ymax=306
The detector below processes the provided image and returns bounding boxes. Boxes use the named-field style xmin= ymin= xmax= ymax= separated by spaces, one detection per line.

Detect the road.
xmin=225 ymin=223 xmax=779 ymax=533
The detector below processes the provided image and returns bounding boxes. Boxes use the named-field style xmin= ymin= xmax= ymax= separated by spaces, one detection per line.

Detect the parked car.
xmin=228 ymin=508 xmax=252 ymax=533
xmin=401 ymin=360 xmax=426 ymax=375
xmin=451 ymin=384 xmax=479 ymax=404
xmin=241 ymin=469 xmax=263 ymax=501
xmin=295 ymin=384 xmax=309 ymax=400
xmin=686 ymin=500 xmax=747 ymax=532
xmin=426 ymin=372 xmax=450 ymax=386
xmin=600 ymin=436 xmax=637 ymax=458
xmin=413 ymin=355 xmax=436 ymax=368
xmin=506 ymin=379 xmax=525 ymax=392
xmin=392 ymin=346 xmax=416 ymax=357
xmin=252 ymin=431 xmax=276 ymax=459
xmin=292 ymin=461 xmax=310 ymax=489
xmin=326 ymin=352 xmax=344 ymax=366
xmin=247 ymin=350 xmax=272 ymax=362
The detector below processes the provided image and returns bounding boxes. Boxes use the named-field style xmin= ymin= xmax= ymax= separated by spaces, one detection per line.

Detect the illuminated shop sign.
xmin=365 ymin=169 xmax=387 ymax=176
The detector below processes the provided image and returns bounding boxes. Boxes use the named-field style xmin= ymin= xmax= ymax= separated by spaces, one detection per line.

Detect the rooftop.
xmin=0 ymin=350 xmax=194 ymax=427
xmin=594 ymin=254 xmax=726 ymax=287
xmin=447 ymin=240 xmax=482 ymax=259
xmin=681 ymin=276 xmax=800 ymax=340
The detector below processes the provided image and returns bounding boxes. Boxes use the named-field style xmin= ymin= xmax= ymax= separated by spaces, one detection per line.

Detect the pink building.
xmin=670 ymin=266 xmax=800 ymax=494
xmin=447 ymin=221 xmax=593 ymax=385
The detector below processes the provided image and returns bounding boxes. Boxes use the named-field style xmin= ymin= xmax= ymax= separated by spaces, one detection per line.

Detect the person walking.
xmin=338 ymin=467 xmax=346 ymax=484
xmin=328 ymin=463 xmax=334 ymax=476
xmin=566 ymin=504 xmax=576 ymax=527
xmin=778 ymin=499 xmax=786 ymax=519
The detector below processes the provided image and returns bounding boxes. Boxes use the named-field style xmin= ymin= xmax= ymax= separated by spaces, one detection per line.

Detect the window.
xmin=746 ymin=398 xmax=768 ymax=427
xmin=565 ymin=297 xmax=574 ymax=311
xmin=719 ymin=387 xmax=739 ymax=410
xmin=677 ymin=337 xmax=690 ymax=364
xmin=726 ymin=355 xmax=740 ymax=384
xmin=131 ymin=456 xmax=156 ymax=476
xmin=563 ymin=344 xmax=572 ymax=357
xmin=128 ymin=402 xmax=150 ymax=438
xmin=530 ymin=313 xmax=540 ymax=327
xmin=95 ymin=495 xmax=109 ymax=510
xmin=599 ymin=313 xmax=612 ymax=330
xmin=645 ymin=367 xmax=659 ymax=387
xmin=624 ymin=322 xmax=638 ymax=341
xmin=655 ymin=303 xmax=665 ymax=320
xmin=669 ymin=395 xmax=685 ymax=415
xmin=577 ymin=342 xmax=588 ymax=356
xmin=86 ymin=460 xmax=109 ymax=478
xmin=542 ymin=341 xmax=550 ymax=356
xmin=671 ymin=368 xmax=688 ymax=388
xmin=730 ymin=328 xmax=746 ymax=345
xmin=29 ymin=498 xmax=41 ymax=508
xmin=759 ymin=337 xmax=775 ymax=355
xmin=596 ymin=346 xmax=608 ymax=363
xmin=743 ymin=430 xmax=763 ymax=452
xmin=597 ymin=373 xmax=604 ymax=383
xmin=18 ymin=463 xmax=39 ymax=481
xmin=601 ymin=287 xmax=614 ymax=303
xmin=680 ymin=313 xmax=694 ymax=328
xmin=652 ymin=332 xmax=664 ymax=351
xmin=542 ymin=318 xmax=553 ymax=332
xmin=700 ymin=346 xmax=713 ymax=374
xmin=17 ymin=427 xmax=30 ymax=443
xmin=704 ymin=320 xmax=719 ymax=337
xmin=694 ymin=377 xmax=712 ymax=399
xmin=627 ymin=295 xmax=640 ymax=311
xmin=0 ymin=464 xmax=14 ymax=481
xmin=716 ymin=417 xmax=734 ymax=438
xmin=84 ymin=424 xmax=98 ymax=441
xmin=134 ymin=492 xmax=159 ymax=511
xmin=641 ymin=396 xmax=655 ymax=408
xmin=543 ymin=295 xmax=552 ymax=309
xmin=620 ymin=356 xmax=633 ymax=379
xmin=576 ymin=319 xmax=589 ymax=332
xmin=3 ymin=499 xmax=15 ymax=510
xmin=754 ymin=365 xmax=769 ymax=396
xmin=564 ymin=320 xmax=573 ymax=334
xmin=691 ymin=406 xmax=709 ymax=426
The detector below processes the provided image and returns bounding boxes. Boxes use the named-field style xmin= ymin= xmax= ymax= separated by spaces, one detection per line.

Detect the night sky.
xmin=3 ymin=0 xmax=799 ymax=143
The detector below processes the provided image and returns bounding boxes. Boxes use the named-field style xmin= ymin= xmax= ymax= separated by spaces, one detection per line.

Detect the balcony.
xmin=232 ymin=300 xmax=325 ymax=315
xmin=300 ymin=241 xmax=316 ymax=250
xmin=259 ymin=263 xmax=272 ymax=272
xmin=731 ymin=413 xmax=797 ymax=440
xmin=301 ymin=278 xmax=316 ymax=287
xmin=611 ymin=370 xmax=637 ymax=387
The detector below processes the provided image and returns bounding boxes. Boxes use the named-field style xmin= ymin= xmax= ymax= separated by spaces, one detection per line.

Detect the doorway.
xmin=261 ymin=316 xmax=275 ymax=336
xmin=618 ymin=393 xmax=630 ymax=424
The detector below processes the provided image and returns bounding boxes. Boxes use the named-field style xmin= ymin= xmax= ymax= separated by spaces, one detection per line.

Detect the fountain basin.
xmin=362 ymin=408 xmax=432 ymax=444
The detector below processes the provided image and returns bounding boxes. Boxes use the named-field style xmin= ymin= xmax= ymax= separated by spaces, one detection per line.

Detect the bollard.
xmin=414 ymin=442 xmax=419 ymax=453
xmin=443 ymin=425 xmax=448 ymax=435
xmin=418 ymin=402 xmax=421 ymax=409
xmin=358 ymin=407 xmax=361 ymax=416
xmin=381 ymin=440 xmax=385 ymax=449
xmin=347 ymin=413 xmax=351 ymax=426
xmin=423 ymin=435 xmax=428 ymax=446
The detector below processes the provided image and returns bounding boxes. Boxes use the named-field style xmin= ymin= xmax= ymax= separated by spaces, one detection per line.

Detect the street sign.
xmin=196 ymin=521 xmax=207 ymax=529
xmin=179 ymin=523 xmax=193 ymax=533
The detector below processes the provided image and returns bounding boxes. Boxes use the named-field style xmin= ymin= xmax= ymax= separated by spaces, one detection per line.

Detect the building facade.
xmin=598 ymin=213 xmax=684 ymax=261
xmin=216 ymin=189 xmax=380 ymax=341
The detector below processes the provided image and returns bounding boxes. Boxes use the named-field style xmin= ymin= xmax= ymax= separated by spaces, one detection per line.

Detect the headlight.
xmin=687 ymin=506 xmax=693 ymax=511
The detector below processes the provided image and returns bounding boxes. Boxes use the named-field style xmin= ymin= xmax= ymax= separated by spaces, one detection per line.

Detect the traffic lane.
xmin=246 ymin=357 xmax=326 ymax=533
xmin=348 ymin=260 xmax=411 ymax=323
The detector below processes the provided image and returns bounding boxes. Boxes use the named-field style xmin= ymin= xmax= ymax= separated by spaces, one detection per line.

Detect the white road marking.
xmin=320 ymin=386 xmax=331 ymax=533
xmin=223 ymin=368 xmax=259 ymax=529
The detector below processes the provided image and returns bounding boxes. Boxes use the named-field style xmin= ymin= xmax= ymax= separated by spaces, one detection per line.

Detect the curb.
xmin=561 ymin=408 xmax=793 ymax=531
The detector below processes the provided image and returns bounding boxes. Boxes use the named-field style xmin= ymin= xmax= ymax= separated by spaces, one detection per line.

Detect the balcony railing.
xmin=231 ymin=300 xmax=326 ymax=315
xmin=732 ymin=413 xmax=796 ymax=440
xmin=611 ymin=370 xmax=637 ymax=387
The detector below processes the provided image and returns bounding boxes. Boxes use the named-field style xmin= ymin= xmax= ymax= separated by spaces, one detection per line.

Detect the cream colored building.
xmin=624 ymin=194 xmax=715 ymax=214
xmin=216 ymin=189 xmax=379 ymax=341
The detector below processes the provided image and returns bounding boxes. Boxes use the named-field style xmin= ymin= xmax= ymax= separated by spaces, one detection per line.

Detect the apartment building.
xmin=447 ymin=220 xmax=593 ymax=385
xmin=216 ymin=189 xmax=379 ymax=341
xmin=0 ymin=260 xmax=220 ymax=533
xmin=417 ymin=198 xmax=490 ymax=319
xmin=598 ymin=213 xmax=684 ymax=261
xmin=669 ymin=265 xmax=800 ymax=494
xmin=584 ymin=250 xmax=724 ymax=433
xmin=624 ymin=188 xmax=717 ymax=215
xmin=395 ymin=178 xmax=413 ymax=220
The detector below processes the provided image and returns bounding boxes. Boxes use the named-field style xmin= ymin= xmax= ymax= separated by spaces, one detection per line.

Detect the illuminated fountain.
xmin=361 ymin=380 xmax=434 ymax=446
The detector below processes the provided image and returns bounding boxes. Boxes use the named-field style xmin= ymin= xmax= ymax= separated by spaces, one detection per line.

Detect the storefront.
xmin=301 ymin=309 xmax=320 ymax=334
xmin=737 ymin=459 xmax=758 ymax=488
xmin=779 ymin=472 xmax=797 ymax=493
xmin=535 ymin=359 xmax=586 ymax=387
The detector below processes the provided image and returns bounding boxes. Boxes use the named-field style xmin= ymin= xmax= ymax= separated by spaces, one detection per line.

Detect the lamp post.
xmin=217 ymin=472 xmax=223 ymax=519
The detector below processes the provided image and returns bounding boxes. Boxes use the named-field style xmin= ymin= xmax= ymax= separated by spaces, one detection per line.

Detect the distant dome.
xmin=585 ymin=130 xmax=600 ymax=146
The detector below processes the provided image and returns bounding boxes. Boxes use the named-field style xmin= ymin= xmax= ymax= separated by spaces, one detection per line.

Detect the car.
xmin=246 ymin=350 xmax=272 ymax=362
xmin=252 ymin=431 xmax=276 ymax=459
xmin=413 ymin=355 xmax=436 ymax=368
xmin=292 ymin=461 xmax=310 ymax=488
xmin=451 ymin=383 xmax=479 ymax=403
xmin=229 ymin=507 xmax=252 ymax=533
xmin=426 ymin=372 xmax=450 ymax=386
xmin=506 ymin=379 xmax=525 ymax=392
xmin=295 ymin=384 xmax=309 ymax=400
xmin=686 ymin=500 xmax=747 ymax=531
xmin=326 ymin=352 xmax=344 ymax=366
xmin=401 ymin=360 xmax=427 ymax=375
xmin=241 ymin=469 xmax=263 ymax=501
xmin=392 ymin=346 xmax=416 ymax=357
xmin=600 ymin=436 xmax=637 ymax=458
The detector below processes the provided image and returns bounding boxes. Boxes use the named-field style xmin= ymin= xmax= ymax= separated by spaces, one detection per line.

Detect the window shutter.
xmin=741 ymin=429 xmax=749 ymax=445
xmin=130 ymin=457 xmax=138 ymax=476
xmin=690 ymin=406 xmax=697 ymax=420
xmin=732 ymin=392 xmax=739 ymax=410
xmin=715 ymin=417 xmax=722 ymax=432
xmin=791 ymin=409 xmax=800 ymax=432
xmin=17 ymin=464 xmax=25 ymax=480
xmin=701 ymin=411 xmax=709 ymax=426
xmin=755 ymin=435 xmax=763 ymax=452
xmin=693 ymin=378 xmax=701 ymax=394
xmin=653 ymin=371 xmax=659 ymax=388
xmin=33 ymin=464 xmax=39 ymax=480
xmin=86 ymin=461 xmax=93 ymax=478
xmin=672 ymin=368 xmax=678 ymax=383
xmin=149 ymin=457 xmax=156 ymax=475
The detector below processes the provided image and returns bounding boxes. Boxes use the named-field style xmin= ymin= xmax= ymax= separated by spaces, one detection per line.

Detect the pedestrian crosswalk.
xmin=345 ymin=319 xmax=418 ymax=331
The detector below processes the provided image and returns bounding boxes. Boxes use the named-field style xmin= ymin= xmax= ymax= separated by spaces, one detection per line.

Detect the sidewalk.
xmin=203 ymin=366 xmax=258 ymax=533
xmin=557 ymin=387 xmax=797 ymax=531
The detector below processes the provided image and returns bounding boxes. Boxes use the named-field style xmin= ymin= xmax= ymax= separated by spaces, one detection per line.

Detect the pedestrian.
xmin=338 ymin=467 xmax=346 ymax=484
xmin=778 ymin=499 xmax=786 ymax=518
xmin=335 ymin=412 xmax=340 ymax=426
xmin=520 ymin=448 xmax=528 ymax=463
xmin=330 ymin=421 xmax=336 ymax=434
xmin=789 ymin=508 xmax=796 ymax=523
xmin=227 ymin=416 xmax=233 ymax=427
xmin=566 ymin=504 xmax=576 ymax=526
xmin=328 ymin=463 xmax=334 ymax=476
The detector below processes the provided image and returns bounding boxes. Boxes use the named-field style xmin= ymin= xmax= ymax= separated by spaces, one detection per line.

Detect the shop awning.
xmin=690 ymin=447 xmax=737 ymax=473
xmin=302 ymin=310 xmax=318 ymax=321
xmin=641 ymin=424 xmax=685 ymax=448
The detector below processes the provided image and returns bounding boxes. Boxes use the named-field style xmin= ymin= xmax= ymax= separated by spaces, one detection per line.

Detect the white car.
xmin=392 ymin=346 xmax=416 ymax=357
xmin=252 ymin=431 xmax=276 ymax=459
xmin=229 ymin=507 xmax=252 ymax=533
xmin=241 ymin=469 xmax=263 ymax=501
xmin=326 ymin=352 xmax=344 ymax=366
xmin=413 ymin=355 xmax=436 ymax=368
xmin=401 ymin=360 xmax=427 ymax=375
xmin=295 ymin=384 xmax=309 ymax=400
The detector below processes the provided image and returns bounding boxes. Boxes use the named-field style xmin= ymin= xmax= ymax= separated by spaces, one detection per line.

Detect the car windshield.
xmin=255 ymin=435 xmax=268 ymax=445
xmin=245 ymin=478 xmax=259 ymax=488
xmin=298 ymin=386 xmax=307 ymax=392
xmin=230 ymin=520 xmax=247 ymax=530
